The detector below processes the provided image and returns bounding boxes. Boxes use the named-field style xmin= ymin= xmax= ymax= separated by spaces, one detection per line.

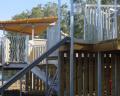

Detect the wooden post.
xmin=84 ymin=53 xmax=89 ymax=96
xmin=117 ymin=54 xmax=120 ymax=95
xmin=74 ymin=52 xmax=77 ymax=95
xmin=111 ymin=53 xmax=115 ymax=96
xmin=78 ymin=52 xmax=83 ymax=96
xmin=89 ymin=53 xmax=94 ymax=95
xmin=25 ymin=73 xmax=29 ymax=91
xmin=40 ymin=79 xmax=42 ymax=92
xmin=97 ymin=52 xmax=102 ymax=96
xmin=106 ymin=54 xmax=111 ymax=96
xmin=75 ymin=52 xmax=78 ymax=95
xmin=93 ymin=53 xmax=96 ymax=95
xmin=104 ymin=53 xmax=110 ymax=96
xmin=66 ymin=52 xmax=70 ymax=96
xmin=30 ymin=72 xmax=32 ymax=91
xmin=95 ymin=53 xmax=98 ymax=96
xmin=33 ymin=74 xmax=35 ymax=90
xmin=102 ymin=53 xmax=105 ymax=96
xmin=60 ymin=52 xmax=65 ymax=96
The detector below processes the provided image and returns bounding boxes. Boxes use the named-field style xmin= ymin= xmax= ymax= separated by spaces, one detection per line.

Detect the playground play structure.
xmin=0 ymin=0 xmax=120 ymax=96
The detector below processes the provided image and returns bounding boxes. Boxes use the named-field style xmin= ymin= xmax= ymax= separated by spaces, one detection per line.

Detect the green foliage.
xmin=31 ymin=5 xmax=44 ymax=18
xmin=13 ymin=2 xmax=58 ymax=19
xmin=74 ymin=14 xmax=84 ymax=38
xmin=12 ymin=11 xmax=30 ymax=19
xmin=43 ymin=2 xmax=58 ymax=17
xmin=61 ymin=4 xmax=70 ymax=34
xmin=101 ymin=0 xmax=113 ymax=4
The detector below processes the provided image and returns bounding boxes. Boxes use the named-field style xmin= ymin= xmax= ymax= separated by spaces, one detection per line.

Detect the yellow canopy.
xmin=0 ymin=17 xmax=57 ymax=35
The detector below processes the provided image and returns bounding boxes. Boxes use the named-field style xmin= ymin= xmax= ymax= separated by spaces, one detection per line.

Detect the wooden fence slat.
xmin=78 ymin=52 xmax=83 ymax=96
xmin=89 ymin=53 xmax=94 ymax=95
xmin=60 ymin=52 xmax=65 ymax=96
xmin=84 ymin=53 xmax=89 ymax=96
xmin=66 ymin=52 xmax=70 ymax=96
xmin=117 ymin=55 xmax=120 ymax=95
xmin=111 ymin=54 xmax=115 ymax=96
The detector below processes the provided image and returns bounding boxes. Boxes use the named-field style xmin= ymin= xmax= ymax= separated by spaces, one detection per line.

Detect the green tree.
xmin=43 ymin=2 xmax=58 ymax=17
xmin=12 ymin=11 xmax=30 ymax=19
xmin=30 ymin=5 xmax=44 ymax=18
xmin=11 ymin=2 xmax=68 ymax=38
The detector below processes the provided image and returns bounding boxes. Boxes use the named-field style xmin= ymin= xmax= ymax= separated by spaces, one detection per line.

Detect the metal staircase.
xmin=0 ymin=37 xmax=70 ymax=93
xmin=47 ymin=70 xmax=58 ymax=96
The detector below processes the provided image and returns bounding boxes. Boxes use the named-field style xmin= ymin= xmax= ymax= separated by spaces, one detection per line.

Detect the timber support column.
xmin=32 ymin=25 xmax=35 ymax=40
xmin=117 ymin=53 xmax=120 ymax=95
xmin=97 ymin=52 xmax=102 ymax=96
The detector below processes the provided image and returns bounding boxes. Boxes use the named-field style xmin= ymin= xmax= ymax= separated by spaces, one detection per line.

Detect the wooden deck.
xmin=59 ymin=50 xmax=120 ymax=96
xmin=60 ymin=38 xmax=120 ymax=52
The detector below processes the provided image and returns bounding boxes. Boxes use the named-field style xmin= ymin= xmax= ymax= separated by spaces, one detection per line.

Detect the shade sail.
xmin=0 ymin=17 xmax=57 ymax=35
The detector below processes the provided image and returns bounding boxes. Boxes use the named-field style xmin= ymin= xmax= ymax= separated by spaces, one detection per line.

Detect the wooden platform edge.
xmin=60 ymin=39 xmax=120 ymax=52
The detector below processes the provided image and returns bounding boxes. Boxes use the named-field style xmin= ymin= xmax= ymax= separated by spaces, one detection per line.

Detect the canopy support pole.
xmin=32 ymin=25 xmax=35 ymax=40
xmin=70 ymin=0 xmax=74 ymax=96
xmin=58 ymin=0 xmax=61 ymax=95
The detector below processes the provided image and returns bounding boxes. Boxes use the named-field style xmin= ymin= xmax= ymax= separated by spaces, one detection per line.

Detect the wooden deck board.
xmin=60 ymin=39 xmax=120 ymax=52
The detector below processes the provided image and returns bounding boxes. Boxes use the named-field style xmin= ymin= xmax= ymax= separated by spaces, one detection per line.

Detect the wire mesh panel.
xmin=2 ymin=36 xmax=28 ymax=63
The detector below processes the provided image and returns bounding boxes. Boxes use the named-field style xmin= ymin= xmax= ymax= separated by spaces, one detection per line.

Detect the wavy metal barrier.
xmin=1 ymin=36 xmax=47 ymax=64
xmin=1 ymin=36 xmax=28 ymax=63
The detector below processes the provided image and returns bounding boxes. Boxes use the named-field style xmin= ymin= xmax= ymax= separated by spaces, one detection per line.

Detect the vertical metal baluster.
xmin=70 ymin=0 xmax=74 ymax=95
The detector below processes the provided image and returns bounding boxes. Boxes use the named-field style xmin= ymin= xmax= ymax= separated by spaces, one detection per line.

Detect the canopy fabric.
xmin=0 ymin=17 xmax=57 ymax=35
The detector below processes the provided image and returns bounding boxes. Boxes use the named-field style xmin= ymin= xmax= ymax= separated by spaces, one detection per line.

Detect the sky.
xmin=0 ymin=0 xmax=58 ymax=20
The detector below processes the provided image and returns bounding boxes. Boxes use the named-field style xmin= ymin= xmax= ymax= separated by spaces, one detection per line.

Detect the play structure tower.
xmin=0 ymin=0 xmax=120 ymax=96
